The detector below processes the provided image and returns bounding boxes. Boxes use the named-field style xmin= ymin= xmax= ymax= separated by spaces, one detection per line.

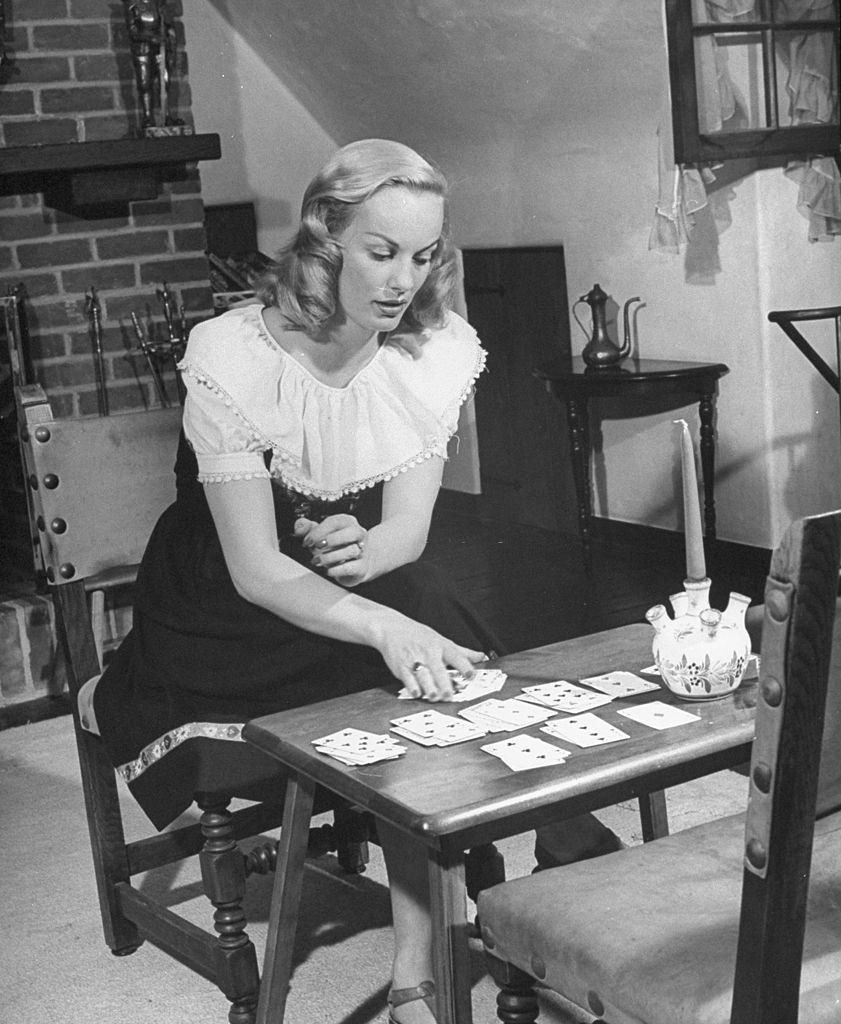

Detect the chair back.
xmin=16 ymin=384 xmax=181 ymax=589
xmin=733 ymin=509 xmax=841 ymax=1024
xmin=817 ymin=610 xmax=841 ymax=815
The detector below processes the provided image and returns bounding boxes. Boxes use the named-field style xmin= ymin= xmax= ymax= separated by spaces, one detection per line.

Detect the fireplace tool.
xmin=3 ymin=283 xmax=33 ymax=388
xmin=126 ymin=282 xmax=188 ymax=407
xmin=85 ymin=286 xmax=109 ymax=416
xmin=130 ymin=312 xmax=169 ymax=407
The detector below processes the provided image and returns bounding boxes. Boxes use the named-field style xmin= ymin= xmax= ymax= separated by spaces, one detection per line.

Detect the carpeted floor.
xmin=0 ymin=714 xmax=747 ymax=1024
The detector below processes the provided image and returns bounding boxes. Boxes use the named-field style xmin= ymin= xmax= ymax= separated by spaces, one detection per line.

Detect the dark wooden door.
xmin=462 ymin=246 xmax=575 ymax=532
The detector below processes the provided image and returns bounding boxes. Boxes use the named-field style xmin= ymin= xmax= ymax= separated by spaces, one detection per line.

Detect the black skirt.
xmin=94 ymin=433 xmax=502 ymax=829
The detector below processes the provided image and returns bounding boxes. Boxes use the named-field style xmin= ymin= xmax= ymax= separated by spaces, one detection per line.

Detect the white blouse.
xmin=178 ymin=303 xmax=487 ymax=501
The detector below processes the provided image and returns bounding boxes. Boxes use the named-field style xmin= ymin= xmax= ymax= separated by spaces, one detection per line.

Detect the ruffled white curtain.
xmin=651 ymin=0 xmax=841 ymax=255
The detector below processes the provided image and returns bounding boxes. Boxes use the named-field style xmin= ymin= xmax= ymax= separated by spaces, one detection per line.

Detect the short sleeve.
xmin=182 ymin=378 xmax=270 ymax=484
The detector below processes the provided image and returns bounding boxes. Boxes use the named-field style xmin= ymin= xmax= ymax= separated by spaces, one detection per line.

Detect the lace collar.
xmin=179 ymin=303 xmax=487 ymax=500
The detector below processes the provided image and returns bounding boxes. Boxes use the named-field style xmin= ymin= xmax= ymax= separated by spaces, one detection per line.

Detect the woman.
xmin=89 ymin=139 xmax=616 ymax=1024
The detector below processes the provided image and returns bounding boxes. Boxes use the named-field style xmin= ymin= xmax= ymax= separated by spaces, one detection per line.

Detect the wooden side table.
xmin=534 ymin=357 xmax=729 ymax=570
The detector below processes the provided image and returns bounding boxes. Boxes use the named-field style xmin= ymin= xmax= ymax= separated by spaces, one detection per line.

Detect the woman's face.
xmin=334 ymin=185 xmax=444 ymax=341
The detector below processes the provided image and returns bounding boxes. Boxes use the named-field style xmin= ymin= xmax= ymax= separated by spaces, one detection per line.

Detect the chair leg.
xmin=197 ymin=796 xmax=260 ymax=1024
xmin=56 ymin=579 xmax=142 ymax=956
xmin=331 ymin=800 xmax=371 ymax=874
xmin=484 ymin=955 xmax=540 ymax=1024
xmin=465 ymin=843 xmax=506 ymax=903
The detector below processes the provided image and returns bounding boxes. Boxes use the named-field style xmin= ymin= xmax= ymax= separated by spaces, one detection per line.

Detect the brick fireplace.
xmin=0 ymin=0 xmax=218 ymax=712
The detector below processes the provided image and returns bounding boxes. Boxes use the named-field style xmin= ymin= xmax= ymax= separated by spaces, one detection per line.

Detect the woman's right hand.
xmin=372 ymin=615 xmax=487 ymax=701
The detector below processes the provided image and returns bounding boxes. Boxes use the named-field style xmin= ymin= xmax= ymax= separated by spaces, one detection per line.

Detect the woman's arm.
xmin=203 ymin=471 xmax=482 ymax=698
xmin=297 ymin=455 xmax=444 ymax=585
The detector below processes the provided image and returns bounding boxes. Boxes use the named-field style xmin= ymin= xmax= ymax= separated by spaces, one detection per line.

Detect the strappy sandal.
xmin=387 ymin=980 xmax=436 ymax=1023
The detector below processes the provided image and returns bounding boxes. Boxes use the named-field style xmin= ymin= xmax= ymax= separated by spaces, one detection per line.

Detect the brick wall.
xmin=0 ymin=0 xmax=213 ymax=419
xmin=0 ymin=0 xmax=215 ymax=705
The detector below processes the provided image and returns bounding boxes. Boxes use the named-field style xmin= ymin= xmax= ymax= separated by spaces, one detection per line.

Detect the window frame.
xmin=665 ymin=0 xmax=840 ymax=164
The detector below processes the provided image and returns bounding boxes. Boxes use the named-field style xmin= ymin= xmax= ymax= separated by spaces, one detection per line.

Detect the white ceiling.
xmin=207 ymin=0 xmax=658 ymax=143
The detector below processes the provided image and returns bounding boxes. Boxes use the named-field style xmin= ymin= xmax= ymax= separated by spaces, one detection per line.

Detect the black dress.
xmin=93 ymin=307 xmax=499 ymax=830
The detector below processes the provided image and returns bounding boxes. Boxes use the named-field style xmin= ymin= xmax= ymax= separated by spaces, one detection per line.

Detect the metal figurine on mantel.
xmin=123 ymin=1 xmax=191 ymax=136
xmin=645 ymin=419 xmax=751 ymax=700
xmin=574 ymin=283 xmax=643 ymax=368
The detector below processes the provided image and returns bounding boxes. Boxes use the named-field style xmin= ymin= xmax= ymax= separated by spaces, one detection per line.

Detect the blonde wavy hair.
xmin=256 ymin=139 xmax=457 ymax=333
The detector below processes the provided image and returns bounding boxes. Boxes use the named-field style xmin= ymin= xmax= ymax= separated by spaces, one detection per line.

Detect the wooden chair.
xmin=478 ymin=509 xmax=841 ymax=1024
xmin=15 ymin=384 xmax=371 ymax=1024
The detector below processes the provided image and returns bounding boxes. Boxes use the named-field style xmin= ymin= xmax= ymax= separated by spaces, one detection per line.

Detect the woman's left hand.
xmin=294 ymin=514 xmax=370 ymax=586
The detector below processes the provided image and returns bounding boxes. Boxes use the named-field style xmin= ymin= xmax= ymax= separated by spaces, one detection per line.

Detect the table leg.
xmin=698 ymin=392 xmax=717 ymax=541
xmin=428 ymin=846 xmax=473 ymax=1024
xmin=255 ymin=772 xmax=316 ymax=1024
xmin=564 ymin=396 xmax=593 ymax=572
xmin=638 ymin=790 xmax=670 ymax=841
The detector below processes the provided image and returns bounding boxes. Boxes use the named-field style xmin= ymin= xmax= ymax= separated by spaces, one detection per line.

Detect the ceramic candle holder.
xmin=646 ymin=579 xmax=751 ymax=701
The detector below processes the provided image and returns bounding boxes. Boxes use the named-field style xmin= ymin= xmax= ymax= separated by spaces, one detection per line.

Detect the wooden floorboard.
xmin=424 ymin=507 xmax=771 ymax=655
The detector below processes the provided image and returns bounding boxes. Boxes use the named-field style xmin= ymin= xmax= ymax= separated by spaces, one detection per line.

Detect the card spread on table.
xmin=520 ymin=680 xmax=614 ymax=713
xmin=396 ymin=668 xmax=507 ymax=701
xmin=458 ymin=697 xmax=557 ymax=733
xmin=617 ymin=701 xmax=702 ymax=730
xmin=311 ymin=728 xmax=407 ymax=765
xmin=389 ymin=709 xmax=487 ymax=746
xmin=541 ymin=713 xmax=630 ymax=747
xmin=579 ymin=671 xmax=661 ymax=697
xmin=481 ymin=734 xmax=571 ymax=771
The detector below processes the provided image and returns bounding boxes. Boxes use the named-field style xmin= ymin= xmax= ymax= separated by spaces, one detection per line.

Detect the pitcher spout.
xmin=621 ymin=296 xmax=642 ymax=357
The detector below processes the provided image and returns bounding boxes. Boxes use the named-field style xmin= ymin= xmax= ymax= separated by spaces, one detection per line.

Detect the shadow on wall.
xmin=183 ymin=0 xmax=298 ymax=243
xmin=778 ymin=373 xmax=841 ymax=529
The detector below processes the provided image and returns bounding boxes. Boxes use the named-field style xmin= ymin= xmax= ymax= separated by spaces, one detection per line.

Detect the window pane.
xmin=776 ymin=28 xmax=840 ymax=126
xmin=692 ymin=1 xmax=759 ymax=27
xmin=694 ymin=31 xmax=770 ymax=132
xmin=771 ymin=0 xmax=839 ymax=25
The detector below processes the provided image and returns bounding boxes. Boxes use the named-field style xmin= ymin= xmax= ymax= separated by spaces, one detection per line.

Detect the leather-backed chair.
xmin=478 ymin=509 xmax=841 ymax=1024
xmin=15 ymin=384 xmax=370 ymax=1024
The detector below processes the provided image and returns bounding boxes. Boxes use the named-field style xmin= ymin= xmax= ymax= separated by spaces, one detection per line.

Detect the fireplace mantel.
xmin=0 ymin=133 xmax=222 ymax=208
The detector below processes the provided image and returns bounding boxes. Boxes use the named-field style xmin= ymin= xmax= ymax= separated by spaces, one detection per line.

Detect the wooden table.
xmin=244 ymin=622 xmax=756 ymax=1024
xmin=533 ymin=357 xmax=729 ymax=571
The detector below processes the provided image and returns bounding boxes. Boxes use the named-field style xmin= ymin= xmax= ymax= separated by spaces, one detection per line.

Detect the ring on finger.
xmin=411 ymin=661 xmax=426 ymax=674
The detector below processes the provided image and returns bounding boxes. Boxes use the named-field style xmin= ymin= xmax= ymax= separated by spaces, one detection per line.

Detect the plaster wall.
xmin=183 ymin=0 xmax=841 ymax=549
xmin=417 ymin=115 xmax=840 ymax=553
xmin=182 ymin=1 xmax=337 ymax=257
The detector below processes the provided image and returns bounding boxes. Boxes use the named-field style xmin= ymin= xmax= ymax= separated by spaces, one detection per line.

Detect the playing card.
xmin=388 ymin=725 xmax=439 ymax=746
xmin=579 ymin=671 xmax=660 ymax=698
xmin=396 ymin=667 xmax=507 ymax=701
xmin=389 ymin=709 xmax=487 ymax=746
xmin=521 ymin=680 xmax=614 ymax=713
xmin=743 ymin=653 xmax=760 ymax=681
xmin=541 ymin=713 xmax=630 ymax=747
xmin=446 ymin=668 xmax=508 ymax=702
xmin=311 ymin=728 xmax=406 ymax=765
xmin=617 ymin=701 xmax=701 ymax=730
xmin=481 ymin=734 xmax=570 ymax=771
xmin=458 ymin=704 xmax=515 ymax=733
xmin=458 ymin=697 xmax=557 ymax=732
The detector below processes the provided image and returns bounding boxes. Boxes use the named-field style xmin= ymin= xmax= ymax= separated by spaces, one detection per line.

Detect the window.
xmin=665 ymin=0 xmax=840 ymax=164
